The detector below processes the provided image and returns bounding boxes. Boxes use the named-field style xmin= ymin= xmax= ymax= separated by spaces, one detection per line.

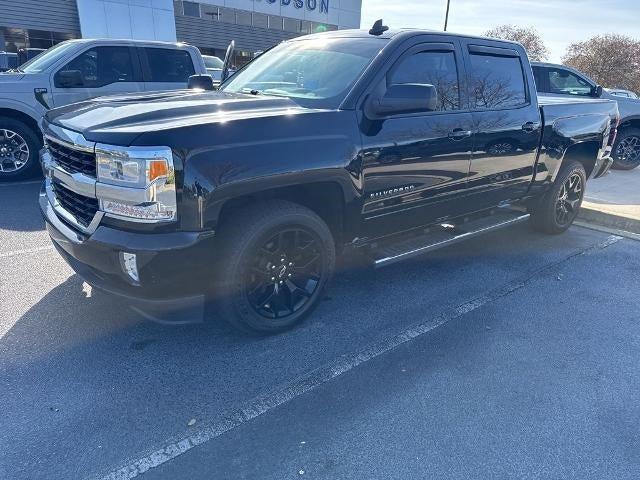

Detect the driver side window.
xmin=546 ymin=68 xmax=592 ymax=96
xmin=55 ymin=47 xmax=136 ymax=88
xmin=388 ymin=50 xmax=460 ymax=111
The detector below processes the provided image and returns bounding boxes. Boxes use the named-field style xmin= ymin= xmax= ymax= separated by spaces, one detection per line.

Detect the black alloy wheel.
xmin=529 ymin=159 xmax=586 ymax=234
xmin=214 ymin=200 xmax=335 ymax=334
xmin=245 ymin=228 xmax=322 ymax=320
xmin=555 ymin=172 xmax=583 ymax=227
xmin=612 ymin=132 xmax=640 ymax=170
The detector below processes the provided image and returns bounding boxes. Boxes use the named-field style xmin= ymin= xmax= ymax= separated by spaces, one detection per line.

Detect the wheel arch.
xmin=618 ymin=116 xmax=640 ymax=132
xmin=0 ymin=107 xmax=42 ymax=142
xmin=216 ymin=181 xmax=348 ymax=248
xmin=560 ymin=141 xmax=601 ymax=179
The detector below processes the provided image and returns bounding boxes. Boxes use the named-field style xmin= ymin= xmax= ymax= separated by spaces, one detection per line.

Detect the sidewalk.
xmin=579 ymin=167 xmax=640 ymax=233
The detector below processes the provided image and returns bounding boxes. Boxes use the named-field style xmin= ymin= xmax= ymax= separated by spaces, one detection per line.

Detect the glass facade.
xmin=173 ymin=1 xmax=338 ymax=68
xmin=0 ymin=27 xmax=77 ymax=53
xmin=0 ymin=2 xmax=344 ymax=70
xmin=173 ymin=1 xmax=338 ymax=35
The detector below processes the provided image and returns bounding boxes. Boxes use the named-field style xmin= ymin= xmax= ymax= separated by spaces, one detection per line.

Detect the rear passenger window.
xmin=388 ymin=50 xmax=460 ymax=111
xmin=469 ymin=53 xmax=527 ymax=109
xmin=145 ymin=48 xmax=195 ymax=83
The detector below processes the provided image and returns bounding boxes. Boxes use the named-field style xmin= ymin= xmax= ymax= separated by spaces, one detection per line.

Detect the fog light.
xmin=120 ymin=252 xmax=139 ymax=283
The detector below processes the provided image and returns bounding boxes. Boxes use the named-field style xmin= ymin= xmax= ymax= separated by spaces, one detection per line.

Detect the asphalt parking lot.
xmin=1 ymin=180 xmax=640 ymax=480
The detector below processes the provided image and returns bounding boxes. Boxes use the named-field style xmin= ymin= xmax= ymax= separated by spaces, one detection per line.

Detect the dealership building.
xmin=0 ymin=0 xmax=362 ymax=64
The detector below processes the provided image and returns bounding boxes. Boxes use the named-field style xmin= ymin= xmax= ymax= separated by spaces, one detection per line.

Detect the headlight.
xmin=95 ymin=144 xmax=177 ymax=222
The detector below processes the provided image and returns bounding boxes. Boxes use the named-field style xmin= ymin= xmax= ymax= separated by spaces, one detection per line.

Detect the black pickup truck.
xmin=39 ymin=23 xmax=619 ymax=333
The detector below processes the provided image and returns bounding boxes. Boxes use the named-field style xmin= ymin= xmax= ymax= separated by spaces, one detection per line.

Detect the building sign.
xmin=266 ymin=0 xmax=330 ymax=14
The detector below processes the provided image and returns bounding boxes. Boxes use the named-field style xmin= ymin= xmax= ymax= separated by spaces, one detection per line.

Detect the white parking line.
xmin=91 ymin=234 xmax=623 ymax=480
xmin=574 ymin=220 xmax=640 ymax=242
xmin=0 ymin=245 xmax=53 ymax=259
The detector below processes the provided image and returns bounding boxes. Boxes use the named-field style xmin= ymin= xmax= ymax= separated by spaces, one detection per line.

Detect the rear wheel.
xmin=214 ymin=200 xmax=335 ymax=334
xmin=530 ymin=160 xmax=586 ymax=234
xmin=0 ymin=116 xmax=42 ymax=181
xmin=611 ymin=128 xmax=640 ymax=170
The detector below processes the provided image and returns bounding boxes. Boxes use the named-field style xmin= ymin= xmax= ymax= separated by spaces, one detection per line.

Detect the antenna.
xmin=369 ymin=19 xmax=389 ymax=36
xmin=444 ymin=0 xmax=451 ymax=31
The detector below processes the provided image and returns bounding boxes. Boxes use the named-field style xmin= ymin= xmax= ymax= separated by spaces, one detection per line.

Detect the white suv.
xmin=0 ymin=39 xmax=206 ymax=180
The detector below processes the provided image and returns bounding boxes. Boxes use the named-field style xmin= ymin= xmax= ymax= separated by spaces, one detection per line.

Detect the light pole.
xmin=444 ymin=0 xmax=451 ymax=31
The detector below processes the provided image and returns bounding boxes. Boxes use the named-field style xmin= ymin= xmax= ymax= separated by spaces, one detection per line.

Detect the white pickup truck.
xmin=0 ymin=39 xmax=206 ymax=180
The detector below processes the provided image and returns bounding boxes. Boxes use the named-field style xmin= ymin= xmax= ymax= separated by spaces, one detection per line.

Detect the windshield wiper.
xmin=239 ymin=88 xmax=261 ymax=95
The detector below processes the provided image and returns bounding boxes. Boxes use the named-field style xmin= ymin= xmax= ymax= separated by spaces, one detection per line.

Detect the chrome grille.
xmin=51 ymin=182 xmax=99 ymax=228
xmin=47 ymin=140 xmax=97 ymax=177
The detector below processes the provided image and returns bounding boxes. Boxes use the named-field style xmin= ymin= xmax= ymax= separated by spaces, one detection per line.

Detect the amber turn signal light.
xmin=148 ymin=159 xmax=169 ymax=182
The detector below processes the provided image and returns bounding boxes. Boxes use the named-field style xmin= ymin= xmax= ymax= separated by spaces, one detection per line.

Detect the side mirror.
xmin=367 ymin=84 xmax=438 ymax=118
xmin=221 ymin=40 xmax=235 ymax=84
xmin=188 ymin=74 xmax=215 ymax=91
xmin=592 ymin=85 xmax=603 ymax=98
xmin=56 ymin=70 xmax=83 ymax=88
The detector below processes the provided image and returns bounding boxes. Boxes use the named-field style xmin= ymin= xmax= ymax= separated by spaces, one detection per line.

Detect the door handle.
xmin=522 ymin=122 xmax=539 ymax=133
xmin=448 ymin=129 xmax=472 ymax=140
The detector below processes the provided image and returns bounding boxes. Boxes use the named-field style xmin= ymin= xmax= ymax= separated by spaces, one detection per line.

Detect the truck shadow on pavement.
xmin=0 ymin=224 xmax=618 ymax=479
xmin=0 ymin=181 xmax=46 ymax=232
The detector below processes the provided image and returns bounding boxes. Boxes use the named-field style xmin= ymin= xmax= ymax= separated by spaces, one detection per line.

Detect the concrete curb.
xmin=578 ymin=206 xmax=640 ymax=234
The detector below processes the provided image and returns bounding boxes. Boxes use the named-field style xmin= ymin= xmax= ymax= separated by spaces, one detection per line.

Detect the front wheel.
xmin=213 ymin=200 xmax=336 ymax=334
xmin=530 ymin=160 xmax=586 ymax=234
xmin=0 ymin=116 xmax=42 ymax=181
xmin=611 ymin=128 xmax=640 ymax=170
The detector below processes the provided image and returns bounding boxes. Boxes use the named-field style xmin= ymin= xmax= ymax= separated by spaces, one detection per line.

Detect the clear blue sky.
xmin=360 ymin=0 xmax=640 ymax=62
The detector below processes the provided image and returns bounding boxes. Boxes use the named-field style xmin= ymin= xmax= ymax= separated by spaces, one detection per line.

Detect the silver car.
xmin=202 ymin=55 xmax=224 ymax=83
xmin=606 ymin=88 xmax=638 ymax=99
xmin=533 ymin=62 xmax=640 ymax=170
xmin=0 ymin=39 xmax=206 ymax=180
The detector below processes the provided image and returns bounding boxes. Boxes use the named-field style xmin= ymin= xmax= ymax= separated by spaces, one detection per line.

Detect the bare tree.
xmin=562 ymin=34 xmax=640 ymax=92
xmin=484 ymin=25 xmax=549 ymax=62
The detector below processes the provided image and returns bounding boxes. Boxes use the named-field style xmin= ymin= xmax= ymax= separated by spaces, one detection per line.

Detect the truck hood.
xmin=0 ymin=71 xmax=40 ymax=93
xmin=45 ymin=90 xmax=314 ymax=145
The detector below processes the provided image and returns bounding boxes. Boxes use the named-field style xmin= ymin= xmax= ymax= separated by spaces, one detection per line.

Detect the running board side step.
xmin=373 ymin=211 xmax=530 ymax=268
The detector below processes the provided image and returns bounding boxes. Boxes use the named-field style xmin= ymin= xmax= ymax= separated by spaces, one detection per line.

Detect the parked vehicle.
xmin=0 ymin=39 xmax=206 ymax=180
xmin=533 ymin=62 xmax=640 ymax=170
xmin=605 ymin=88 xmax=638 ymax=99
xmin=0 ymin=52 xmax=18 ymax=72
xmin=202 ymin=55 xmax=224 ymax=83
xmin=40 ymin=23 xmax=618 ymax=334
xmin=17 ymin=48 xmax=46 ymax=65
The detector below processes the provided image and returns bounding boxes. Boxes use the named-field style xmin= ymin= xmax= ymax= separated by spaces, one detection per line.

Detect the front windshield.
xmin=222 ymin=37 xmax=387 ymax=108
xmin=203 ymin=55 xmax=224 ymax=69
xmin=20 ymin=41 xmax=79 ymax=73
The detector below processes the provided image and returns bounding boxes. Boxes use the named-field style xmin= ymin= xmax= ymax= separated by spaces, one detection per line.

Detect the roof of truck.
xmin=61 ymin=38 xmax=194 ymax=48
xmin=298 ymin=27 xmax=523 ymax=48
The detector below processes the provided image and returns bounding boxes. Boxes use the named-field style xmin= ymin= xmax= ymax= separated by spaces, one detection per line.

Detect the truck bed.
xmin=537 ymin=95 xmax=614 ymax=106
xmin=539 ymin=95 xmax=618 ymax=132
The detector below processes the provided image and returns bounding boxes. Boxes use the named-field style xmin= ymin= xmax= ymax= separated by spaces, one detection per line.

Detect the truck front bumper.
xmin=39 ymin=183 xmax=216 ymax=324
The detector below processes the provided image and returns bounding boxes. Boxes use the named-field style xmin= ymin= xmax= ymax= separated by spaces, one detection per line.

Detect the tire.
xmin=611 ymin=127 xmax=640 ymax=170
xmin=213 ymin=200 xmax=336 ymax=334
xmin=0 ymin=116 xmax=43 ymax=181
xmin=530 ymin=160 xmax=586 ymax=234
